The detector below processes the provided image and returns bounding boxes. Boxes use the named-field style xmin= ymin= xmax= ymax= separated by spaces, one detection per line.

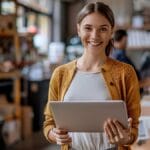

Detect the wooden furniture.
xmin=0 ymin=31 xmax=21 ymax=63
xmin=0 ymin=70 xmax=21 ymax=119
xmin=140 ymin=77 xmax=150 ymax=88
xmin=0 ymin=0 xmax=51 ymax=135
xmin=0 ymin=0 xmax=21 ymax=63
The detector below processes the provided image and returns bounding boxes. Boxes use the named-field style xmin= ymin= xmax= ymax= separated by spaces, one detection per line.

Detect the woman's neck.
xmin=77 ymin=52 xmax=107 ymax=72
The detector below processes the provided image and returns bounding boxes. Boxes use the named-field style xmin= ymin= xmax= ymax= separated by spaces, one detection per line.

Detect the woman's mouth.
xmin=88 ymin=41 xmax=103 ymax=47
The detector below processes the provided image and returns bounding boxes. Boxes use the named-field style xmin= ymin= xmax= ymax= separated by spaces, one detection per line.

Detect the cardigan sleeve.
xmin=125 ymin=65 xmax=141 ymax=144
xmin=43 ymin=68 xmax=59 ymax=143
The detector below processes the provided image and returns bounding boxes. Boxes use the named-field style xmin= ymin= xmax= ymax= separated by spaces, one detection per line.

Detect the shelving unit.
xmin=0 ymin=0 xmax=49 ymax=144
xmin=127 ymin=47 xmax=150 ymax=51
xmin=140 ymin=77 xmax=150 ymax=88
xmin=115 ymin=24 xmax=150 ymax=30
xmin=0 ymin=1 xmax=52 ymax=143
xmin=0 ymin=0 xmax=22 ymax=126
xmin=113 ymin=22 xmax=150 ymax=93
xmin=128 ymin=28 xmax=149 ymax=89
xmin=0 ymin=33 xmax=21 ymax=63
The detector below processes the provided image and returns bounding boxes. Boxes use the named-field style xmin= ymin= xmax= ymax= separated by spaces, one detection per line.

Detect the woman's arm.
xmin=43 ymin=68 xmax=59 ymax=143
xmin=125 ymin=65 xmax=141 ymax=143
xmin=43 ymin=68 xmax=72 ymax=145
xmin=104 ymin=65 xmax=141 ymax=146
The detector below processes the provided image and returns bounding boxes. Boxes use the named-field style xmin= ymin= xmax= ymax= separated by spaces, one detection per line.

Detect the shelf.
xmin=127 ymin=47 xmax=150 ymax=51
xmin=140 ymin=77 xmax=150 ymax=88
xmin=0 ymin=0 xmax=51 ymax=16
xmin=0 ymin=31 xmax=36 ymax=37
xmin=3 ymin=114 xmax=18 ymax=121
xmin=0 ymin=70 xmax=21 ymax=79
xmin=115 ymin=24 xmax=150 ymax=30
xmin=18 ymin=32 xmax=36 ymax=37
xmin=0 ymin=30 xmax=17 ymax=36
xmin=17 ymin=0 xmax=51 ymax=16
xmin=0 ymin=105 xmax=21 ymax=121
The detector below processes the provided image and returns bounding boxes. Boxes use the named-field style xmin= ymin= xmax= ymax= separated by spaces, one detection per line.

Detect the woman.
xmin=43 ymin=2 xmax=141 ymax=150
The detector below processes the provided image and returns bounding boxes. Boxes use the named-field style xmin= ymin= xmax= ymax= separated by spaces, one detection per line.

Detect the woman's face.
xmin=77 ymin=12 xmax=113 ymax=55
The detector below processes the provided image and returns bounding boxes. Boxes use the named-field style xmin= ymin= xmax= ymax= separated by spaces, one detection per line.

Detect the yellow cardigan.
xmin=43 ymin=57 xmax=141 ymax=150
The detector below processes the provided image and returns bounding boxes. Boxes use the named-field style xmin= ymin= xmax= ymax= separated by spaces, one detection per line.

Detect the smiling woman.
xmin=77 ymin=12 xmax=113 ymax=68
xmin=43 ymin=2 xmax=141 ymax=150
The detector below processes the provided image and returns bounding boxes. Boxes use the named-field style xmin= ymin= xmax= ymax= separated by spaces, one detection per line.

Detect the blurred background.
xmin=0 ymin=0 xmax=149 ymax=149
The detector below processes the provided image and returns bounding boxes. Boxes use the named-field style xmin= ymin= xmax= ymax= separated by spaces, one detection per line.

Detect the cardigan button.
xmin=110 ymin=82 xmax=114 ymax=86
xmin=101 ymin=68 xmax=106 ymax=72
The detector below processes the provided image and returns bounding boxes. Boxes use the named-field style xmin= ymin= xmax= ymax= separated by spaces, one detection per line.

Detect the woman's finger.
xmin=108 ymin=119 xmax=119 ymax=137
xmin=104 ymin=121 xmax=115 ymax=144
xmin=104 ymin=122 xmax=111 ymax=139
xmin=53 ymin=128 xmax=68 ymax=134
xmin=55 ymin=133 xmax=70 ymax=139
xmin=56 ymin=136 xmax=72 ymax=145
xmin=51 ymin=128 xmax=71 ymax=143
xmin=128 ymin=118 xmax=133 ymax=133
xmin=113 ymin=121 xmax=124 ymax=139
xmin=51 ymin=128 xmax=72 ymax=145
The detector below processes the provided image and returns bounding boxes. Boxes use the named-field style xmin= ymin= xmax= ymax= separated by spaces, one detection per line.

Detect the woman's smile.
xmin=87 ymin=40 xmax=103 ymax=47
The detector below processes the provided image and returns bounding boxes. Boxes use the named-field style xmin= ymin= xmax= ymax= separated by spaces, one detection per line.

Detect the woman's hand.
xmin=103 ymin=118 xmax=133 ymax=145
xmin=48 ymin=128 xmax=72 ymax=145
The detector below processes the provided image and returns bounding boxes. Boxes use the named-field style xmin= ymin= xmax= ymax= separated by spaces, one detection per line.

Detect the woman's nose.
xmin=91 ymin=29 xmax=100 ymax=38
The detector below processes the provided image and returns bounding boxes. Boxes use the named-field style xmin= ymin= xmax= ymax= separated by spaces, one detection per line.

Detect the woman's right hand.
xmin=48 ymin=128 xmax=72 ymax=145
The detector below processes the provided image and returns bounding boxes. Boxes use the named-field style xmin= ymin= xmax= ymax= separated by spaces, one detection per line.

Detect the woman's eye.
xmin=100 ymin=28 xmax=107 ymax=32
xmin=84 ymin=27 xmax=91 ymax=31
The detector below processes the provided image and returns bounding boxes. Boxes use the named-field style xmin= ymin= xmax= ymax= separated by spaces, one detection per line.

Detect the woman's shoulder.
xmin=109 ymin=58 xmax=136 ymax=75
xmin=52 ymin=59 xmax=76 ymax=75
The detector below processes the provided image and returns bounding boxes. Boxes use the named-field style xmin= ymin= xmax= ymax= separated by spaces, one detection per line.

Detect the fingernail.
xmin=115 ymin=136 xmax=119 ymax=142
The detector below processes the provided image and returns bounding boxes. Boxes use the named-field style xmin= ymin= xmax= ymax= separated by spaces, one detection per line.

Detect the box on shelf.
xmin=0 ymin=15 xmax=16 ymax=32
xmin=2 ymin=119 xmax=21 ymax=146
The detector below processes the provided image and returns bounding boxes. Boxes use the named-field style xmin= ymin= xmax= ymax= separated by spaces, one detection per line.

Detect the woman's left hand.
xmin=103 ymin=118 xmax=133 ymax=145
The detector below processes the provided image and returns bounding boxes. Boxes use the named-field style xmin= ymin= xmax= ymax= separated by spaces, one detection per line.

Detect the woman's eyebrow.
xmin=83 ymin=24 xmax=109 ymax=27
xmin=99 ymin=24 xmax=109 ymax=27
xmin=83 ymin=24 xmax=92 ymax=26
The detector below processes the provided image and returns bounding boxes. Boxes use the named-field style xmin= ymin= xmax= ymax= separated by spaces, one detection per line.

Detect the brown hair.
xmin=77 ymin=2 xmax=115 ymax=56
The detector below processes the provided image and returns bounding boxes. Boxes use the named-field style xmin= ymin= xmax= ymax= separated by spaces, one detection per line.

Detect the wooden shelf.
xmin=18 ymin=32 xmax=36 ymax=37
xmin=140 ymin=77 xmax=150 ymax=88
xmin=127 ymin=47 xmax=150 ymax=51
xmin=0 ymin=105 xmax=21 ymax=121
xmin=0 ymin=31 xmax=16 ymax=36
xmin=3 ymin=113 xmax=19 ymax=121
xmin=0 ymin=70 xmax=21 ymax=79
xmin=0 ymin=71 xmax=21 ymax=122
xmin=17 ymin=0 xmax=51 ymax=16
xmin=115 ymin=24 xmax=150 ymax=30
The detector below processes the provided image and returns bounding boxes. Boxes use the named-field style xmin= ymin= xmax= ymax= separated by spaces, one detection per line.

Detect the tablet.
xmin=49 ymin=101 xmax=128 ymax=132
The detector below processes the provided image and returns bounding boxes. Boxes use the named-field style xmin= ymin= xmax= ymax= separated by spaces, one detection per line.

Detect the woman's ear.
xmin=77 ymin=24 xmax=81 ymax=37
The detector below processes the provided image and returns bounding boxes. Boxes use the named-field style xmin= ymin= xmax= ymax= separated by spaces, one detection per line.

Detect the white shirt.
xmin=64 ymin=70 xmax=116 ymax=150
